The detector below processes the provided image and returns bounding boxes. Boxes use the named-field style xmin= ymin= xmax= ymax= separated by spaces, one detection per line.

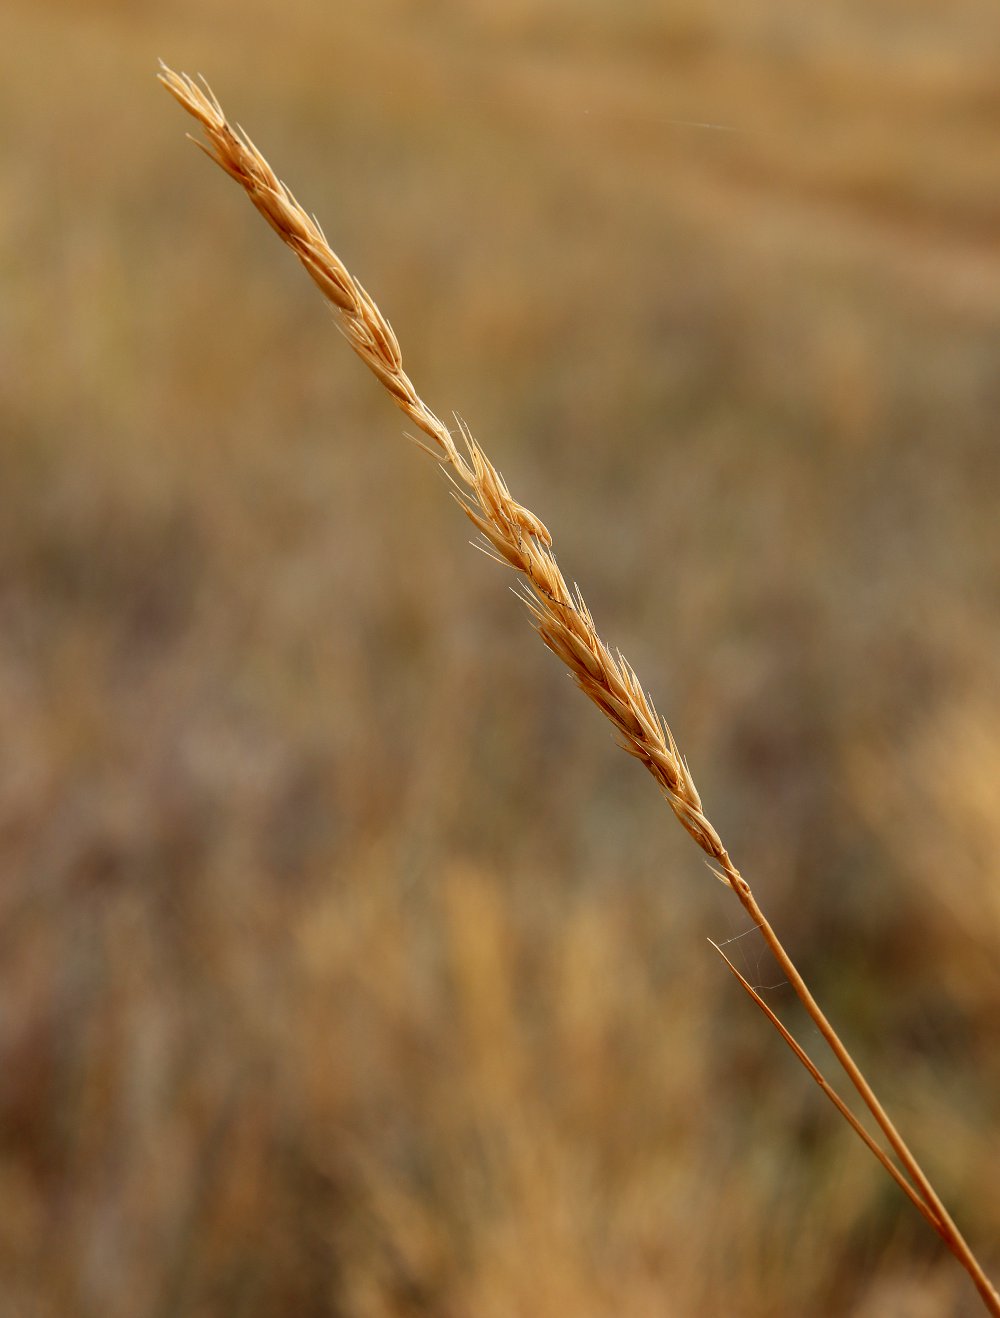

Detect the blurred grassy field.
xmin=2 ymin=1 xmax=999 ymax=1314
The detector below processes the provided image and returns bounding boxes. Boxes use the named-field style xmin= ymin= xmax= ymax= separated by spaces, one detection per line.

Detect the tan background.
xmin=2 ymin=1 xmax=999 ymax=1313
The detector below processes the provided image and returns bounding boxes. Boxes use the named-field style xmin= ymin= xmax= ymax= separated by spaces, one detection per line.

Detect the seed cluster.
xmin=159 ymin=65 xmax=731 ymax=869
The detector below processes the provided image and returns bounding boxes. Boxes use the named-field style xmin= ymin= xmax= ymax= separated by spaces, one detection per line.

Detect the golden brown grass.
xmin=159 ymin=64 xmax=1000 ymax=1314
xmin=2 ymin=8 xmax=999 ymax=1311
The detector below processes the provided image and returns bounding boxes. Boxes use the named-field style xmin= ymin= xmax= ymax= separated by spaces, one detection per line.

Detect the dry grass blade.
xmin=159 ymin=64 xmax=1000 ymax=1315
xmin=708 ymin=939 xmax=944 ymax=1236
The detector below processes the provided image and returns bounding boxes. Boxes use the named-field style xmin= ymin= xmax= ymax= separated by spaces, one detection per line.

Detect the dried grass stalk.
xmin=159 ymin=65 xmax=1000 ymax=1315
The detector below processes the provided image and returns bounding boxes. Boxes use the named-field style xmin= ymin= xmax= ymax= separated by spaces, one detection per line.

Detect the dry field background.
xmin=2 ymin=1 xmax=999 ymax=1314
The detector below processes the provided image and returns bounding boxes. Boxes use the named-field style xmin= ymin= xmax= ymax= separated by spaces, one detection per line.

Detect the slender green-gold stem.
xmin=719 ymin=857 xmax=1000 ymax=1315
xmin=709 ymin=939 xmax=943 ymax=1233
